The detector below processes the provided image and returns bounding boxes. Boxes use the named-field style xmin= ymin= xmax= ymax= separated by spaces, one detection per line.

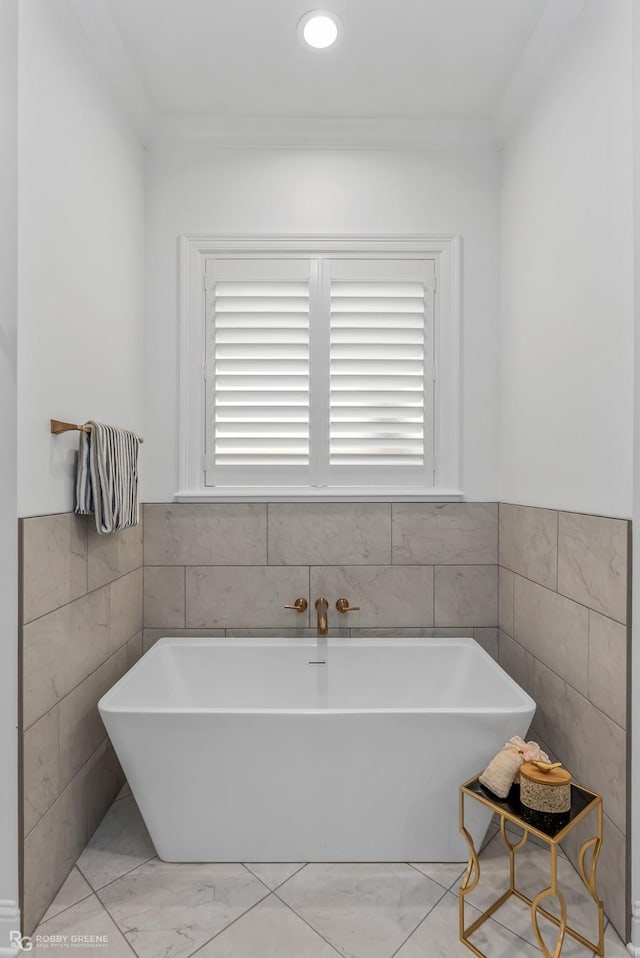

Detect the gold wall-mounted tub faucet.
xmin=315 ymin=597 xmax=329 ymax=636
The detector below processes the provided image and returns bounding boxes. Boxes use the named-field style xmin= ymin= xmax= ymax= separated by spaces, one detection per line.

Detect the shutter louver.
xmin=329 ymin=278 xmax=427 ymax=467
xmin=207 ymin=263 xmax=310 ymax=476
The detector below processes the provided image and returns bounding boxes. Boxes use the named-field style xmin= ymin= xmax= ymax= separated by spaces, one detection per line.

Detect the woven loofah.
xmin=479 ymin=748 xmax=524 ymax=799
xmin=479 ymin=737 xmax=550 ymax=798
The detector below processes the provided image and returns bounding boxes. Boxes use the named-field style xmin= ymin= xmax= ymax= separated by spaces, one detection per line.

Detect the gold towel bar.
xmin=50 ymin=419 xmax=144 ymax=443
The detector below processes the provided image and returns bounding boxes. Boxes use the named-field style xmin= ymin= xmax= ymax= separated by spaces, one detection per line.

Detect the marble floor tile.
xmin=114 ymin=782 xmax=131 ymax=802
xmin=276 ymin=862 xmax=445 ymax=958
xmin=603 ymin=922 xmax=630 ymax=956
xmin=77 ymin=795 xmax=156 ymax=890
xmin=98 ymin=859 xmax=269 ymax=958
xmin=459 ymin=832 xmax=600 ymax=948
xmin=485 ymin=893 xmax=599 ymax=957
xmin=395 ymin=890 xmax=542 ymax=958
xmin=409 ymin=861 xmax=466 ymax=890
xmin=40 ymin=867 xmax=93 ymax=923
xmin=243 ymin=862 xmax=306 ymax=889
xmin=32 ymin=893 xmax=136 ymax=958
xmin=195 ymin=894 xmax=342 ymax=958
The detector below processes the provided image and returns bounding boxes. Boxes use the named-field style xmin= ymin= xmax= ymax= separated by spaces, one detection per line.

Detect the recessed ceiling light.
xmin=297 ymin=11 xmax=342 ymax=50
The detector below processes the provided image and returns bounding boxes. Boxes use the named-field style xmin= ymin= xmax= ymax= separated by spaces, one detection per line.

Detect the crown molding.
xmin=493 ymin=0 xmax=587 ymax=142
xmin=148 ymin=115 xmax=499 ymax=151
xmin=65 ymin=0 xmax=154 ymax=141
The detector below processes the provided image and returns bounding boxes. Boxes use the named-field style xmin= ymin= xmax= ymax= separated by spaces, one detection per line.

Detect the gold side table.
xmin=459 ymin=775 xmax=604 ymax=958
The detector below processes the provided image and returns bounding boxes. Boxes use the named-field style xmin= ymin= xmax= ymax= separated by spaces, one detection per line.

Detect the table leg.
xmin=530 ymin=844 xmax=568 ymax=958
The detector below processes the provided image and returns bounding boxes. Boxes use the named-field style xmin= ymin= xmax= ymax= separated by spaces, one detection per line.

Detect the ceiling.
xmin=104 ymin=0 xmax=547 ymax=121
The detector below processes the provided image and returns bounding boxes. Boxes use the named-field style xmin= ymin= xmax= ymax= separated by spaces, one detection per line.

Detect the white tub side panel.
xmin=102 ymin=708 xmax=533 ymax=862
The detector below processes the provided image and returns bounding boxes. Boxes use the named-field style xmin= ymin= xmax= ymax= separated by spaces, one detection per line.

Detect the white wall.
xmin=144 ymin=147 xmax=500 ymax=501
xmin=0 ymin=0 xmax=20 ymax=948
xmin=500 ymin=0 xmax=634 ymax=519
xmin=17 ymin=0 xmax=145 ymax=518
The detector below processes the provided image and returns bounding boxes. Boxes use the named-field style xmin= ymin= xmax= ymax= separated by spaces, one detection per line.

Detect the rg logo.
xmin=9 ymin=931 xmax=33 ymax=951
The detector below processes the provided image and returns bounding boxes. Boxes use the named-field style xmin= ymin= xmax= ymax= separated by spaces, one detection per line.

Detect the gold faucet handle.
xmin=336 ymin=598 xmax=360 ymax=613
xmin=284 ymin=597 xmax=308 ymax=613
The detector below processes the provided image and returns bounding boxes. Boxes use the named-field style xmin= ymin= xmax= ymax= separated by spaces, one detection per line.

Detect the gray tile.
xmin=23 ymin=773 xmax=88 ymax=935
xmin=434 ymin=565 xmax=497 ymax=627
xmin=196 ymin=894 xmax=338 ymax=958
xmin=243 ymin=863 xmax=305 ymax=890
xmin=40 ymin=867 xmax=93 ymax=924
xmin=144 ymin=502 xmax=267 ymax=565
xmin=311 ymin=566 xmax=434 ymax=628
xmin=561 ymin=811 xmax=626 ymax=942
xmin=409 ymin=862 xmax=466 ymax=890
xmin=143 ymin=566 xmax=185 ymax=628
xmin=226 ymin=628 xmax=348 ymax=638
xmin=110 ymin=568 xmax=143 ymax=652
xmin=58 ymin=648 xmax=128 ymax=789
xmin=33 ymin=893 xmax=137 ymax=957
xmin=558 ymin=512 xmax=628 ymax=624
xmin=533 ymin=659 xmax=626 ymax=833
xmin=498 ymin=566 xmax=514 ymax=636
xmin=99 ymin=859 xmax=268 ymax=958
xmin=514 ymin=575 xmax=589 ymax=696
xmin=604 ymin=923 xmax=629 ymax=957
xmin=395 ymin=890 xmax=541 ymax=958
xmin=268 ymin=502 xmax=390 ymax=565
xmin=127 ymin=631 xmax=143 ymax=668
xmin=78 ymin=795 xmax=156 ymax=891
xmin=142 ymin=628 xmax=226 ymax=652
xmin=392 ymin=502 xmax=497 ymax=565
xmin=498 ymin=631 xmax=535 ymax=699
xmin=473 ymin=628 xmax=499 ymax=659
xmin=88 ymin=521 xmax=143 ymax=591
xmin=84 ymin=739 xmax=126 ymax=839
xmin=23 ymin=587 xmax=111 ymax=729
xmin=22 ymin=513 xmax=87 ymax=623
xmin=24 ymin=706 xmax=60 ymax=836
xmin=588 ymin=611 xmax=627 ymax=729
xmin=506 ymin=840 xmax=602 ymax=948
xmin=499 ymin=503 xmax=558 ymax=589
xmin=277 ymin=863 xmax=445 ymax=958
xmin=186 ymin=566 xmax=309 ymax=628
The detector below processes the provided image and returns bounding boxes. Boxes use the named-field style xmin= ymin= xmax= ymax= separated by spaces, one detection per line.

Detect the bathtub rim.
xmin=98 ymin=635 xmax=536 ymax=718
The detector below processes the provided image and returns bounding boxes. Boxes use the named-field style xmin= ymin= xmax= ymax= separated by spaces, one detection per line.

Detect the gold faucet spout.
xmin=315 ymin=597 xmax=329 ymax=636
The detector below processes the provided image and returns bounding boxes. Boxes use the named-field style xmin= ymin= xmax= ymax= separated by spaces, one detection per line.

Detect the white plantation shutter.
xmin=202 ymin=252 xmax=437 ymax=489
xmin=204 ymin=259 xmax=312 ymax=485
xmin=326 ymin=258 xmax=435 ymax=484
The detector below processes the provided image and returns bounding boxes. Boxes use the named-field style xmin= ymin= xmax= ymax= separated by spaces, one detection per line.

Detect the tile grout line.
xmin=406 ymin=861 xmax=464 ymax=893
xmin=270 ymin=886 xmax=350 ymax=958
xmin=178 ymin=888 xmax=273 ymax=958
xmin=500 ymin=563 xmax=627 ymax=628
xmin=386 ymin=883 xmax=449 ymax=958
xmin=79 ymin=851 xmax=158 ymax=897
xmin=91 ymin=890 xmax=144 ymax=958
xmin=23 ymin=632 xmax=139 ymax=736
xmin=24 ymin=564 xmax=143 ymax=629
xmin=40 ymin=891 xmax=141 ymax=958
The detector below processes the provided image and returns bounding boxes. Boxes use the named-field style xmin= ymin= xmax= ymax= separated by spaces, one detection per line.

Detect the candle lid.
xmin=520 ymin=761 xmax=572 ymax=786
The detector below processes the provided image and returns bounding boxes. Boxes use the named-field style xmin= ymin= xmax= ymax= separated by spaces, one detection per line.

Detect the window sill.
xmin=174 ymin=487 xmax=464 ymax=503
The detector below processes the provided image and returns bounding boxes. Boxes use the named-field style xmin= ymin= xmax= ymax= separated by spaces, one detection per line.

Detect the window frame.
xmin=177 ymin=234 xmax=462 ymax=501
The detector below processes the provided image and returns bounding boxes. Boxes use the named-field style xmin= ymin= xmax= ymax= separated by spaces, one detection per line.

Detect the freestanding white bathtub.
xmin=99 ymin=636 xmax=535 ymax=863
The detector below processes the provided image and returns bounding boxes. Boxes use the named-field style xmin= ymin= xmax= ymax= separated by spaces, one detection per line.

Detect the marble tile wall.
xmin=20 ymin=514 xmax=144 ymax=935
xmin=142 ymin=502 xmax=499 ymax=653
xmin=497 ymin=503 xmax=630 ymax=939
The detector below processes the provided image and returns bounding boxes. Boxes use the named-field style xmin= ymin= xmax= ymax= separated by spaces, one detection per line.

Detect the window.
xmin=179 ymin=237 xmax=461 ymax=499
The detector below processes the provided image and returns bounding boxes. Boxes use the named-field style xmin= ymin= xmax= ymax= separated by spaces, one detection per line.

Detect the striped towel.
xmin=75 ymin=421 xmax=140 ymax=534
